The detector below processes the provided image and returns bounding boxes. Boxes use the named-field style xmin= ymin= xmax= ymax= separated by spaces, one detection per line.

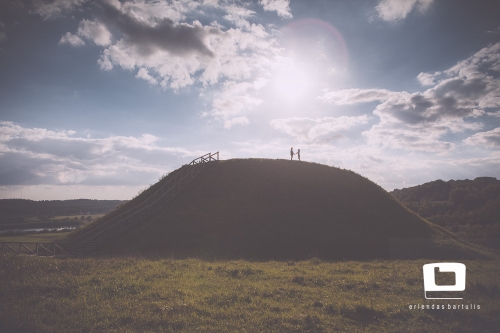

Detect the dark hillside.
xmin=391 ymin=177 xmax=500 ymax=249
xmin=65 ymin=167 xmax=184 ymax=241
xmin=96 ymin=159 xmax=493 ymax=260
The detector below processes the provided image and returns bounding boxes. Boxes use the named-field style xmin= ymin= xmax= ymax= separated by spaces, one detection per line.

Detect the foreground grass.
xmin=0 ymin=256 xmax=498 ymax=332
xmin=0 ymin=232 xmax=68 ymax=243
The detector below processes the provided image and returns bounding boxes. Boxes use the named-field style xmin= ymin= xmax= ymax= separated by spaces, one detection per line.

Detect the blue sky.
xmin=0 ymin=0 xmax=499 ymax=200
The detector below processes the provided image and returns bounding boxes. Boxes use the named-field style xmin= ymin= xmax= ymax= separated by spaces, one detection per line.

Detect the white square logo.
xmin=423 ymin=263 xmax=466 ymax=299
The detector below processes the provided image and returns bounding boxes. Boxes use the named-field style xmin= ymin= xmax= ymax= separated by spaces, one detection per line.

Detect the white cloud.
xmin=319 ymin=88 xmax=392 ymax=105
xmin=223 ymin=4 xmax=256 ymax=28
xmin=136 ymin=68 xmax=158 ymax=85
xmin=42 ymin=1 xmax=289 ymax=128
xmin=364 ymin=121 xmax=455 ymax=152
xmin=0 ymin=121 xmax=203 ymax=188
xmin=224 ymin=116 xmax=250 ymax=129
xmin=464 ymin=127 xmax=500 ymax=148
xmin=66 ymin=0 xmax=279 ymax=126
xmin=202 ymin=0 xmax=220 ymax=7
xmin=359 ymin=87 xmax=486 ymax=151
xmin=58 ymin=32 xmax=85 ymax=47
xmin=119 ymin=0 xmax=199 ymax=24
xmin=208 ymin=81 xmax=262 ymax=119
xmin=320 ymin=42 xmax=500 ymax=152
xmin=445 ymin=42 xmax=500 ymax=80
xmin=77 ymin=19 xmax=112 ymax=46
xmin=34 ymin=0 xmax=87 ymax=20
xmin=416 ymin=71 xmax=440 ymax=86
xmin=356 ymin=148 xmax=500 ymax=191
xmin=376 ymin=0 xmax=433 ymax=22
xmin=202 ymin=80 xmax=265 ymax=127
xmin=259 ymin=0 xmax=292 ymax=19
xmin=270 ymin=115 xmax=369 ymax=144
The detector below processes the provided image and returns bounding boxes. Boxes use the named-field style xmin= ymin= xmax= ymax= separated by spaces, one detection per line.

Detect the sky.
xmin=0 ymin=0 xmax=499 ymax=200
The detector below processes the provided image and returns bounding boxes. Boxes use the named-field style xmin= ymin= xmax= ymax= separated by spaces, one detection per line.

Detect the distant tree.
xmin=449 ymin=188 xmax=468 ymax=206
xmin=0 ymin=199 xmax=126 ymax=225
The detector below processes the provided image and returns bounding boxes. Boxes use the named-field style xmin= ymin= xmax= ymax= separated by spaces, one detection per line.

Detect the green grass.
xmin=0 ymin=232 xmax=69 ymax=243
xmin=1 ymin=255 xmax=498 ymax=332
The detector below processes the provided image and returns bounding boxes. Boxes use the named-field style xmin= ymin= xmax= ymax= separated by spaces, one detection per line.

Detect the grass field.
xmin=0 ymin=232 xmax=69 ymax=243
xmin=3 ymin=160 xmax=497 ymax=332
xmin=1 ymin=255 xmax=498 ymax=332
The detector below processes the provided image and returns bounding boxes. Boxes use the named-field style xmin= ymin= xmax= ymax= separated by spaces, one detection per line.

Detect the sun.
xmin=272 ymin=62 xmax=312 ymax=103
xmin=266 ymin=18 xmax=349 ymax=107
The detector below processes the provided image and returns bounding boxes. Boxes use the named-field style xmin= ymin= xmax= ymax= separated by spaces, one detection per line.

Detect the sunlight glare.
xmin=272 ymin=63 xmax=312 ymax=103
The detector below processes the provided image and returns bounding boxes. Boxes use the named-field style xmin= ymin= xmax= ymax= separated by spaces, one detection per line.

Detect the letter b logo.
xmin=423 ymin=263 xmax=466 ymax=299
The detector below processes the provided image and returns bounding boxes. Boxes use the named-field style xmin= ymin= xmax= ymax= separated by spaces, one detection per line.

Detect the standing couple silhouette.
xmin=290 ymin=147 xmax=301 ymax=161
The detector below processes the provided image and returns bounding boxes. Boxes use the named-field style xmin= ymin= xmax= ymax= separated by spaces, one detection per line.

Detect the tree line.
xmin=0 ymin=199 xmax=126 ymax=224
xmin=391 ymin=177 xmax=500 ymax=248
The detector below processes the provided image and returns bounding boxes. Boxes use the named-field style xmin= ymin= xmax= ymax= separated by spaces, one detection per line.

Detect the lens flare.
xmin=281 ymin=18 xmax=349 ymax=71
xmin=269 ymin=18 xmax=349 ymax=106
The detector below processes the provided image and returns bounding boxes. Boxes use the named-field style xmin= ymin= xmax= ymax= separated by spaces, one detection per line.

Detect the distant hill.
xmin=391 ymin=177 xmax=500 ymax=249
xmin=0 ymin=199 xmax=126 ymax=226
xmin=71 ymin=159 xmax=494 ymax=260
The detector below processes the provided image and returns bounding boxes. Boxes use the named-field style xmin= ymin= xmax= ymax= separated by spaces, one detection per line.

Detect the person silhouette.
xmin=297 ymin=149 xmax=301 ymax=161
xmin=290 ymin=147 xmax=294 ymax=160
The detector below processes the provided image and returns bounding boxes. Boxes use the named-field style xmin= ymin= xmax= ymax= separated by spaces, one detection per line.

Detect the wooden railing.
xmin=1 ymin=242 xmax=70 ymax=256
xmin=190 ymin=152 xmax=219 ymax=165
xmin=0 ymin=152 xmax=219 ymax=256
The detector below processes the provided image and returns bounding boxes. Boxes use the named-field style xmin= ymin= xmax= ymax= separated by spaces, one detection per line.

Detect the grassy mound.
xmin=93 ymin=159 xmax=494 ymax=260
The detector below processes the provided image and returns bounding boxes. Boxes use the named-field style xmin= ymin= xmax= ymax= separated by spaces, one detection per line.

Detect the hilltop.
xmin=68 ymin=159 xmax=493 ymax=260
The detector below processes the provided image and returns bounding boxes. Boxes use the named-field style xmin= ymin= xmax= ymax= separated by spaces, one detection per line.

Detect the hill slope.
xmin=391 ymin=177 xmax=500 ymax=249
xmin=89 ymin=159 xmax=494 ymax=260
